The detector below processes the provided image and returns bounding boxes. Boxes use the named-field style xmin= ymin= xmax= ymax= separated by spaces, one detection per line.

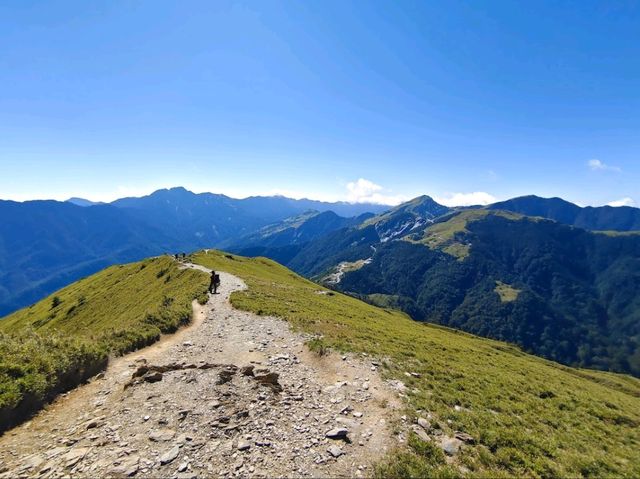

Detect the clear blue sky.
xmin=1 ymin=1 xmax=638 ymax=207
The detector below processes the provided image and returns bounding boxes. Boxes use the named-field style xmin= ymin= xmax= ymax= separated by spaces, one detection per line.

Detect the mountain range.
xmin=224 ymin=195 xmax=640 ymax=376
xmin=2 ymin=188 xmax=639 ymax=377
xmin=0 ymin=187 xmax=387 ymax=316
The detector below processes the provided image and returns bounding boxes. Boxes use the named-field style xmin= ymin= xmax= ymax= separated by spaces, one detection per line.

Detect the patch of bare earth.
xmin=0 ymin=266 xmax=402 ymax=478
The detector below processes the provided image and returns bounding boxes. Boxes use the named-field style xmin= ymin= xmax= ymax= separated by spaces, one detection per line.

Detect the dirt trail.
xmin=0 ymin=264 xmax=401 ymax=478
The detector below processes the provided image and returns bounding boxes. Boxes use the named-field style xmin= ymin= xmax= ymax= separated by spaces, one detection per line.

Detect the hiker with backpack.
xmin=209 ymin=270 xmax=221 ymax=294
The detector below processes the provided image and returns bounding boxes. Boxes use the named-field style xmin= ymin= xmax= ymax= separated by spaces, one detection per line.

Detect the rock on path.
xmin=0 ymin=263 xmax=400 ymax=478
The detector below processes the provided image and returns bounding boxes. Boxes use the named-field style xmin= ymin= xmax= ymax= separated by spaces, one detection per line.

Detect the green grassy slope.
xmin=0 ymin=256 xmax=208 ymax=431
xmin=192 ymin=250 xmax=640 ymax=478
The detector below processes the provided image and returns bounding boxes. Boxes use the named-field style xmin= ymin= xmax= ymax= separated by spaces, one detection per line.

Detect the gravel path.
xmin=0 ymin=264 xmax=401 ymax=478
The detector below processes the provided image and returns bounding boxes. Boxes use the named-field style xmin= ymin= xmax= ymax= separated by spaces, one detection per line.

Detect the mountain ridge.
xmin=489 ymin=195 xmax=640 ymax=231
xmin=0 ymin=188 xmax=389 ymax=316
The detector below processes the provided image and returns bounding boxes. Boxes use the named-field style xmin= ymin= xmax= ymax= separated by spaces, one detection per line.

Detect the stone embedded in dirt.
xmin=325 ymin=428 xmax=349 ymax=440
xmin=240 ymin=365 xmax=255 ymax=376
xmin=417 ymin=417 xmax=431 ymax=431
xmin=216 ymin=366 xmax=238 ymax=385
xmin=387 ymin=379 xmax=406 ymax=393
xmin=159 ymin=445 xmax=180 ymax=465
xmin=183 ymin=341 xmax=193 ymax=347
xmin=20 ymin=454 xmax=44 ymax=470
xmin=178 ymin=462 xmax=188 ymax=472
xmin=148 ymin=429 xmax=176 ymax=442
xmin=237 ymin=440 xmax=251 ymax=451
xmin=84 ymin=419 xmax=100 ymax=430
xmin=62 ymin=447 xmax=89 ymax=468
xmin=353 ymin=412 xmax=363 ymax=418
xmin=441 ymin=437 xmax=463 ymax=456
xmin=327 ymin=445 xmax=344 ymax=458
xmin=144 ymin=371 xmax=163 ymax=383
xmin=340 ymin=404 xmax=353 ymax=415
xmin=412 ymin=426 xmax=431 ymax=443
xmin=454 ymin=431 xmax=476 ymax=444
xmin=110 ymin=456 xmax=139 ymax=477
xmin=253 ymin=371 xmax=282 ymax=392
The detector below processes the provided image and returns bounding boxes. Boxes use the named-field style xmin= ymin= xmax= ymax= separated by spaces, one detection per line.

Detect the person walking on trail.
xmin=209 ymin=270 xmax=221 ymax=294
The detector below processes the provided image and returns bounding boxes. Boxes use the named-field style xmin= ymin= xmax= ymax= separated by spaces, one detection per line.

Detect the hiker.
xmin=209 ymin=270 xmax=221 ymax=294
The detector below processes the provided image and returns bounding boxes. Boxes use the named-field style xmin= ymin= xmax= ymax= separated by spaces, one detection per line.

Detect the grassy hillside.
xmin=408 ymin=209 xmax=523 ymax=259
xmin=0 ymin=256 xmax=208 ymax=431
xmin=192 ymin=250 xmax=640 ymax=478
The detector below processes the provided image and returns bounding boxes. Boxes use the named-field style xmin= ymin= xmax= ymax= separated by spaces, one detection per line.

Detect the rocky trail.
xmin=0 ymin=264 xmax=402 ymax=478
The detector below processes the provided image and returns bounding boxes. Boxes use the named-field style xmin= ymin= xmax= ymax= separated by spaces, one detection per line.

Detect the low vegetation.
xmin=408 ymin=209 xmax=522 ymax=260
xmin=494 ymin=281 xmax=521 ymax=303
xmin=0 ymin=256 xmax=208 ymax=431
xmin=192 ymin=250 xmax=640 ymax=477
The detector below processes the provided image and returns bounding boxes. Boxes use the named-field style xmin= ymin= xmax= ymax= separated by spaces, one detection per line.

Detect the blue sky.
xmin=0 ymin=1 xmax=638 ymax=207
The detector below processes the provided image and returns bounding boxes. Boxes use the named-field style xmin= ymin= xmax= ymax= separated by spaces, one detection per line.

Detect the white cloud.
xmin=588 ymin=159 xmax=621 ymax=173
xmin=607 ymin=197 xmax=636 ymax=207
xmin=345 ymin=178 xmax=406 ymax=205
xmin=435 ymin=192 xmax=497 ymax=207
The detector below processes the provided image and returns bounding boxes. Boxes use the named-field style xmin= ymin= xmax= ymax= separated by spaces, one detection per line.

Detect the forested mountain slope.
xmin=336 ymin=210 xmax=640 ymax=375
xmin=489 ymin=195 xmax=640 ymax=231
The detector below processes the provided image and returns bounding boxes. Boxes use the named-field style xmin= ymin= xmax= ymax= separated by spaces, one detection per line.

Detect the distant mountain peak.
xmin=65 ymin=197 xmax=104 ymax=207
xmin=361 ymin=195 xmax=451 ymax=243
